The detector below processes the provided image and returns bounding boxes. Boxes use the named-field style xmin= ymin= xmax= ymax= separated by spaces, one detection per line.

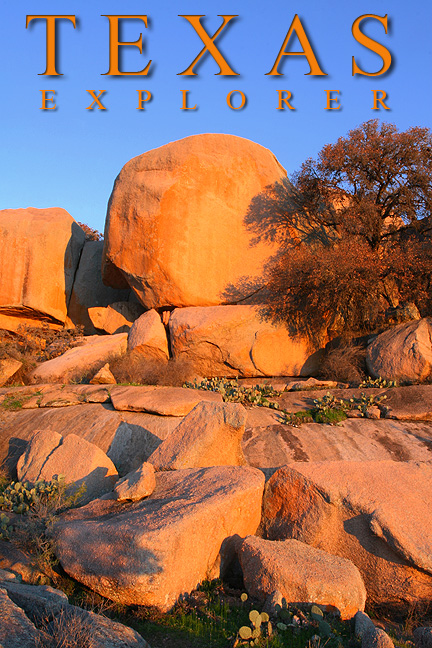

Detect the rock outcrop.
xmin=128 ymin=309 xmax=169 ymax=361
xmin=0 ymin=586 xmax=42 ymax=647
xmin=367 ymin=319 xmax=432 ymax=382
xmin=0 ymin=208 xmax=85 ymax=331
xmin=262 ymin=461 xmax=432 ymax=607
xmin=239 ymin=536 xmax=366 ymax=620
xmin=0 ymin=578 xmax=151 ymax=648
xmin=30 ymin=333 xmax=127 ymax=383
xmin=114 ymin=462 xmax=156 ymax=501
xmin=0 ymin=359 xmax=22 ymax=387
xmin=148 ymin=401 xmax=247 ymax=469
xmin=17 ymin=430 xmax=118 ymax=502
xmin=55 ymin=466 xmax=265 ymax=610
xmin=88 ymin=301 xmax=144 ymax=335
xmin=102 ymin=134 xmax=286 ymax=308
xmin=110 ymin=385 xmax=223 ymax=416
xmin=67 ymin=240 xmax=132 ymax=334
xmin=169 ymin=305 xmax=319 ymax=377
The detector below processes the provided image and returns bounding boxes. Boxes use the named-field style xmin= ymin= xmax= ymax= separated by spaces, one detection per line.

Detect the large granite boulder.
xmin=67 ymin=240 xmax=133 ymax=334
xmin=262 ymin=461 xmax=432 ymax=607
xmin=29 ymin=333 xmax=127 ymax=383
xmin=102 ymin=134 xmax=286 ymax=308
xmin=17 ymin=430 xmax=118 ymax=502
xmin=367 ymin=319 xmax=432 ymax=382
xmin=239 ymin=536 xmax=366 ymax=620
xmin=0 ymin=208 xmax=85 ymax=331
xmin=55 ymin=466 xmax=265 ymax=610
xmin=169 ymin=305 xmax=319 ymax=377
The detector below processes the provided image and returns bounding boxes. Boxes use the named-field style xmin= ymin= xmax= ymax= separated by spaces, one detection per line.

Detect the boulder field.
xmin=4 ymin=135 xmax=432 ymax=381
xmin=1 ymin=382 xmax=432 ymax=621
xmin=1 ymin=133 xmax=432 ymax=643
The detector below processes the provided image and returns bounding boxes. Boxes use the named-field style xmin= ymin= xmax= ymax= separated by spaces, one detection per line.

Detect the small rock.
xmin=114 ymin=463 xmax=156 ymax=501
xmin=346 ymin=409 xmax=364 ymax=418
xmin=285 ymin=377 xmax=338 ymax=391
xmin=365 ymin=406 xmax=381 ymax=419
xmin=128 ymin=309 xmax=169 ymax=361
xmin=0 ymin=542 xmax=45 ymax=585
xmin=0 ymin=359 xmax=23 ymax=387
xmin=414 ymin=627 xmax=432 ymax=648
xmin=262 ymin=589 xmax=286 ymax=616
xmin=88 ymin=301 xmax=144 ymax=335
xmin=355 ymin=611 xmax=377 ymax=637
xmin=355 ymin=612 xmax=395 ymax=647
xmin=363 ymin=627 xmax=395 ymax=647
xmin=90 ymin=363 xmax=117 ymax=385
xmin=0 ymin=569 xmax=20 ymax=582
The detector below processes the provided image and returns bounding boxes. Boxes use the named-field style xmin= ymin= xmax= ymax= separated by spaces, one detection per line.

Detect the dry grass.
xmin=0 ymin=324 xmax=85 ymax=385
xmin=0 ymin=465 xmax=11 ymax=489
xmin=110 ymin=352 xmax=197 ymax=386
xmin=36 ymin=608 xmax=92 ymax=648
xmin=320 ymin=340 xmax=367 ymax=384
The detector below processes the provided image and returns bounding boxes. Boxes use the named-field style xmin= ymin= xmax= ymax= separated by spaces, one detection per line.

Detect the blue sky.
xmin=1 ymin=1 xmax=431 ymax=232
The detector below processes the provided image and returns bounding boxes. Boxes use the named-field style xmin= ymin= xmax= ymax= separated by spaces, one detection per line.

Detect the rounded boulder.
xmin=102 ymin=134 xmax=286 ymax=308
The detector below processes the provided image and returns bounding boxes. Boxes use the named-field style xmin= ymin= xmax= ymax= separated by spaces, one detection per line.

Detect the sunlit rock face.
xmin=102 ymin=133 xmax=287 ymax=308
xmin=0 ymin=207 xmax=85 ymax=329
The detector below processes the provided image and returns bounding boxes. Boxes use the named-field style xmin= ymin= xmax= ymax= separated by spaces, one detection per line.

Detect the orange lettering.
xmin=178 ymin=15 xmax=239 ymax=76
xmin=26 ymin=16 xmax=76 ymax=75
xmin=267 ymin=15 xmax=327 ymax=76
xmin=102 ymin=16 xmax=151 ymax=76
xmin=352 ymin=15 xmax=392 ymax=76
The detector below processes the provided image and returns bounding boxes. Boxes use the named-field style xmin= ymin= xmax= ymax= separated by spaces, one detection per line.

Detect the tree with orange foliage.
xmin=77 ymin=221 xmax=103 ymax=241
xmin=245 ymin=120 xmax=432 ymax=341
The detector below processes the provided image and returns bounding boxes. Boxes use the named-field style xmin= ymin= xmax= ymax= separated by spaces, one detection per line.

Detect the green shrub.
xmin=314 ymin=408 xmax=347 ymax=425
xmin=278 ymin=391 xmax=388 ymax=427
xmin=0 ymin=475 xmax=85 ymax=519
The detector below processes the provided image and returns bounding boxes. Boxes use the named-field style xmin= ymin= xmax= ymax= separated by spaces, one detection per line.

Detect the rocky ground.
xmin=0 ymin=377 xmax=432 ymax=647
xmin=1 ymin=134 xmax=432 ymax=646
